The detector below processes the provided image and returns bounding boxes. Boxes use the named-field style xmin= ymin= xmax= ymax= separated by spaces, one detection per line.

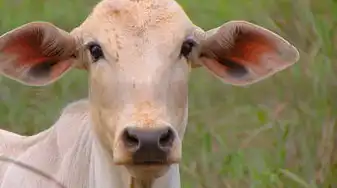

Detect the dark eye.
xmin=88 ymin=43 xmax=104 ymax=62
xmin=180 ymin=38 xmax=196 ymax=58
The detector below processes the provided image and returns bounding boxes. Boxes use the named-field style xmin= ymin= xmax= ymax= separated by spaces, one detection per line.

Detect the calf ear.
xmin=199 ymin=21 xmax=299 ymax=86
xmin=0 ymin=22 xmax=78 ymax=86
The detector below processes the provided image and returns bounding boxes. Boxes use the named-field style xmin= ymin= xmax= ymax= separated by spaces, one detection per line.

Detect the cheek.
xmin=88 ymin=64 xmax=122 ymax=147
xmin=89 ymin=64 xmax=119 ymax=106
xmin=90 ymin=108 xmax=118 ymax=155
xmin=170 ymin=59 xmax=190 ymax=106
xmin=175 ymin=105 xmax=189 ymax=139
xmin=168 ymin=60 xmax=190 ymax=134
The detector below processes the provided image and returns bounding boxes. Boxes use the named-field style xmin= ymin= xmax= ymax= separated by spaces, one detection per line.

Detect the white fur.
xmin=0 ymin=100 xmax=181 ymax=188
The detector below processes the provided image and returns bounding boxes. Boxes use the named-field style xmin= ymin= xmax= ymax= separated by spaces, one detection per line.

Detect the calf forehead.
xmin=81 ymin=0 xmax=193 ymax=50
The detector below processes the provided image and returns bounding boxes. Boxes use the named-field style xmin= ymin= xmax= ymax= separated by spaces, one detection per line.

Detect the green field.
xmin=1 ymin=0 xmax=337 ymax=187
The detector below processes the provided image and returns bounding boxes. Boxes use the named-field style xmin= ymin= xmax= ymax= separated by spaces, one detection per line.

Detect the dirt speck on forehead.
xmin=89 ymin=0 xmax=184 ymax=30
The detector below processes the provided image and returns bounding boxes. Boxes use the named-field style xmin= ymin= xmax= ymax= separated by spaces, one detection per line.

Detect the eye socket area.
xmin=180 ymin=38 xmax=197 ymax=58
xmin=87 ymin=42 xmax=105 ymax=63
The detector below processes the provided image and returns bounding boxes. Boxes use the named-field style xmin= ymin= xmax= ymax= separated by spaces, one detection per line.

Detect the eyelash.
xmin=87 ymin=42 xmax=104 ymax=62
xmin=180 ymin=38 xmax=196 ymax=58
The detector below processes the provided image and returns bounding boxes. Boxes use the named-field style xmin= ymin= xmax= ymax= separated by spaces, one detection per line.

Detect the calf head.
xmin=0 ymin=0 xmax=299 ymax=180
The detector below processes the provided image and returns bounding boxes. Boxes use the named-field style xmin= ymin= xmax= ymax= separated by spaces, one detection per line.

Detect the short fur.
xmin=0 ymin=0 xmax=299 ymax=187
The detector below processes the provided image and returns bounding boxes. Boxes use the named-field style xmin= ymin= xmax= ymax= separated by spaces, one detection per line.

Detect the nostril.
xmin=159 ymin=128 xmax=174 ymax=149
xmin=122 ymin=129 xmax=140 ymax=151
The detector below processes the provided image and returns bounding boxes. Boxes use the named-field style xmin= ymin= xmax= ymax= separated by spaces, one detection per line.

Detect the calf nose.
xmin=122 ymin=126 xmax=175 ymax=164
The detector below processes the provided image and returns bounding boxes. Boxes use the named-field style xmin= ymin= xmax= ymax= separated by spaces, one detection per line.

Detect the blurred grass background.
xmin=1 ymin=0 xmax=337 ymax=187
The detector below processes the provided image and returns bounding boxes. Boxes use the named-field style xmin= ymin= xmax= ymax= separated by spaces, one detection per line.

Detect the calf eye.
xmin=88 ymin=42 xmax=104 ymax=62
xmin=180 ymin=38 xmax=196 ymax=58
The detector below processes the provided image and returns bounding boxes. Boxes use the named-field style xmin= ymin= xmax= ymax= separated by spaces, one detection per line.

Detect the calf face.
xmin=0 ymin=0 xmax=299 ymax=180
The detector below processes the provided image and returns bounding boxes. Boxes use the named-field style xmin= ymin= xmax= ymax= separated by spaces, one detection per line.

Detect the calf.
xmin=0 ymin=0 xmax=300 ymax=187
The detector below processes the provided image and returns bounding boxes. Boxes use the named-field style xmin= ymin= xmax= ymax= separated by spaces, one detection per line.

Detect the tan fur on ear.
xmin=198 ymin=20 xmax=299 ymax=86
xmin=0 ymin=22 xmax=78 ymax=86
xmin=69 ymin=27 xmax=89 ymax=71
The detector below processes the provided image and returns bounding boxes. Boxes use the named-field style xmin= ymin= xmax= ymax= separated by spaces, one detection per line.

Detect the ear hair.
xmin=193 ymin=21 xmax=299 ymax=86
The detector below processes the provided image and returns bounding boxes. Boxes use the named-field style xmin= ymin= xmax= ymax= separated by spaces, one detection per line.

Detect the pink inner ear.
xmin=199 ymin=23 xmax=299 ymax=86
xmin=201 ymin=32 xmax=277 ymax=79
xmin=2 ymin=33 xmax=51 ymax=67
xmin=49 ymin=60 xmax=73 ymax=79
xmin=2 ymin=31 xmax=73 ymax=81
xmin=226 ymin=30 xmax=276 ymax=66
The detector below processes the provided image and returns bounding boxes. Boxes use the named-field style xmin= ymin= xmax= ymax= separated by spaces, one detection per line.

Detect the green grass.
xmin=1 ymin=0 xmax=337 ymax=187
